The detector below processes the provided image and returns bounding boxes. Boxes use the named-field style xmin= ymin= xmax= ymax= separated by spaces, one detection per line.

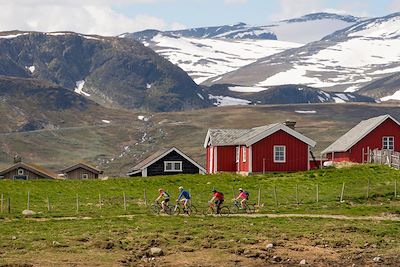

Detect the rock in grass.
xmin=11 ymin=236 xmax=17 ymax=240
xmin=150 ymin=247 xmax=163 ymax=256
xmin=266 ymin=243 xmax=274 ymax=250
xmin=373 ymin=256 xmax=382 ymax=262
xmin=22 ymin=210 xmax=36 ymax=217
xmin=300 ymin=259 xmax=307 ymax=265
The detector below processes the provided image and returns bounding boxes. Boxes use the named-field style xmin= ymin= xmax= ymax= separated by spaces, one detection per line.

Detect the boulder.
xmin=373 ymin=256 xmax=382 ymax=262
xmin=266 ymin=243 xmax=274 ymax=250
xmin=300 ymin=259 xmax=307 ymax=265
xmin=150 ymin=247 xmax=163 ymax=257
xmin=22 ymin=210 xmax=36 ymax=217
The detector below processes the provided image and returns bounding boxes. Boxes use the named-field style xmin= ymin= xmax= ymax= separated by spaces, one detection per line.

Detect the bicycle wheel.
xmin=172 ymin=205 xmax=180 ymax=216
xmin=186 ymin=205 xmax=198 ymax=216
xmin=219 ymin=206 xmax=230 ymax=216
xmin=245 ymin=204 xmax=255 ymax=214
xmin=150 ymin=204 xmax=160 ymax=215
xmin=203 ymin=206 xmax=214 ymax=216
xmin=165 ymin=204 xmax=175 ymax=215
xmin=230 ymin=204 xmax=239 ymax=214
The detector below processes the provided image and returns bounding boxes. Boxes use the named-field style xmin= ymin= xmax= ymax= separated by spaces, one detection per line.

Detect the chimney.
xmin=284 ymin=120 xmax=296 ymax=130
xmin=13 ymin=155 xmax=22 ymax=164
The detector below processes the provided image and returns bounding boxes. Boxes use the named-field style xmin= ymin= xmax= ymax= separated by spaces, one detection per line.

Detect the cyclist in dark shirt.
xmin=155 ymin=188 xmax=170 ymax=212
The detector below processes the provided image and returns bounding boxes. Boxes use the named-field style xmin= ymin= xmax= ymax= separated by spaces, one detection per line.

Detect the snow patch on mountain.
xmin=26 ymin=65 xmax=35 ymax=73
xmin=151 ymin=34 xmax=301 ymax=84
xmin=208 ymin=94 xmax=251 ymax=106
xmin=74 ymin=80 xmax=90 ymax=97
xmin=380 ymin=89 xmax=400 ymax=101
xmin=228 ymin=86 xmax=268 ymax=92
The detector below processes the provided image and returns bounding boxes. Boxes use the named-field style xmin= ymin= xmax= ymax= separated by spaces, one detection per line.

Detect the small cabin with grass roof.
xmin=127 ymin=147 xmax=206 ymax=177
xmin=61 ymin=163 xmax=103 ymax=179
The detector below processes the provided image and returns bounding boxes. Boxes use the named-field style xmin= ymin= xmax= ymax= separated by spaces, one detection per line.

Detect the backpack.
xmin=164 ymin=191 xmax=170 ymax=198
xmin=244 ymin=191 xmax=249 ymax=199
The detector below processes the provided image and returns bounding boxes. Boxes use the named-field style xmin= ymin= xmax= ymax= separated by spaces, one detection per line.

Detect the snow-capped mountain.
xmin=206 ymin=12 xmax=400 ymax=95
xmin=130 ymin=34 xmax=301 ymax=84
xmin=123 ymin=12 xmax=361 ymax=85
xmin=264 ymin=12 xmax=362 ymax=43
xmin=127 ymin=22 xmax=277 ymax=41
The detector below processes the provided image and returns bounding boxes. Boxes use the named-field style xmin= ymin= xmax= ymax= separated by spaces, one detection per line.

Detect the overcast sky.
xmin=0 ymin=0 xmax=399 ymax=36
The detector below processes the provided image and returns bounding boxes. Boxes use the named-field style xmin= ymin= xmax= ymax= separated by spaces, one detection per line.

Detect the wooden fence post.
xmin=99 ymin=194 xmax=102 ymax=210
xmin=395 ymin=180 xmax=397 ymax=198
xmin=76 ymin=194 xmax=79 ymax=213
xmin=367 ymin=178 xmax=371 ymax=199
xmin=1 ymin=194 xmax=3 ymax=213
xmin=47 ymin=197 xmax=51 ymax=212
xmin=340 ymin=183 xmax=345 ymax=202
xmin=273 ymin=186 xmax=278 ymax=207
xmin=257 ymin=187 xmax=261 ymax=207
xmin=295 ymin=184 xmax=299 ymax=205
xmin=316 ymin=184 xmax=319 ymax=203
xmin=144 ymin=188 xmax=148 ymax=207
xmin=123 ymin=192 xmax=127 ymax=211
xmin=27 ymin=191 xmax=30 ymax=210
xmin=7 ymin=196 xmax=10 ymax=214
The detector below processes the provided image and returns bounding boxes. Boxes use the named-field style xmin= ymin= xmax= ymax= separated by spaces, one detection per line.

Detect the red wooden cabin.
xmin=321 ymin=114 xmax=400 ymax=163
xmin=204 ymin=122 xmax=316 ymax=175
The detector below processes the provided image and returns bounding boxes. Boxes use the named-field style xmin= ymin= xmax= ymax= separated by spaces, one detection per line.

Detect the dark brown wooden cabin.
xmin=61 ymin=163 xmax=103 ymax=179
xmin=127 ymin=147 xmax=206 ymax=177
xmin=0 ymin=162 xmax=58 ymax=180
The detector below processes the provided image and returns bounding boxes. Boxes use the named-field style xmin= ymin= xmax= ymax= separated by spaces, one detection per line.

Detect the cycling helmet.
xmin=178 ymin=186 xmax=184 ymax=191
xmin=239 ymin=188 xmax=243 ymax=191
xmin=212 ymin=189 xmax=217 ymax=193
xmin=158 ymin=188 xmax=164 ymax=193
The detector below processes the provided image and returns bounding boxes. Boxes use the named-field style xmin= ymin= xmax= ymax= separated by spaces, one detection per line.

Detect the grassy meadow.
xmin=1 ymin=165 xmax=400 ymax=266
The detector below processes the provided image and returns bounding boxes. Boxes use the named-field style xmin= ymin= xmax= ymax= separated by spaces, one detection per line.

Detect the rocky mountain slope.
xmin=0 ymin=31 xmax=209 ymax=112
xmin=358 ymin=72 xmax=400 ymax=101
xmin=205 ymin=13 xmax=400 ymax=95
xmin=204 ymin=84 xmax=376 ymax=106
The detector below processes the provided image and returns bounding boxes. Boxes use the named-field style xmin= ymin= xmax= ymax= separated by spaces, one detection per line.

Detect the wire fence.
xmin=0 ymin=177 xmax=398 ymax=217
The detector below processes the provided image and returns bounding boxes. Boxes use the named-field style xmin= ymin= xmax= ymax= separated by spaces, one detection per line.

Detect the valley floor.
xmin=1 ymin=215 xmax=399 ymax=266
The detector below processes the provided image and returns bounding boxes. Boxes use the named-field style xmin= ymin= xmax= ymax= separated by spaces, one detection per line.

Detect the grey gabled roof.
xmin=61 ymin=163 xmax=102 ymax=174
xmin=321 ymin=114 xmax=400 ymax=154
xmin=204 ymin=123 xmax=316 ymax=148
xmin=128 ymin=147 xmax=206 ymax=175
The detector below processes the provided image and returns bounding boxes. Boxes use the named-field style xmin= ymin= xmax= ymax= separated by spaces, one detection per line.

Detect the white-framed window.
xmin=274 ymin=146 xmax=286 ymax=163
xmin=17 ymin=168 xmax=24 ymax=175
xmin=242 ymin=146 xmax=247 ymax=162
xmin=164 ymin=161 xmax=183 ymax=172
xmin=82 ymin=173 xmax=89 ymax=179
xmin=236 ymin=147 xmax=240 ymax=163
xmin=383 ymin=136 xmax=394 ymax=150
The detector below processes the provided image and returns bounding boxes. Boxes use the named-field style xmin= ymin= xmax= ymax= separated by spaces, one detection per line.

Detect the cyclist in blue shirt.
xmin=176 ymin=186 xmax=191 ymax=210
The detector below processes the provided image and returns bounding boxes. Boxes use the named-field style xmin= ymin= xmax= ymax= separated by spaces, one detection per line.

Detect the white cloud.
xmin=273 ymin=0 xmax=369 ymax=21
xmin=0 ymin=1 xmax=181 ymax=36
xmin=388 ymin=0 xmax=400 ymax=11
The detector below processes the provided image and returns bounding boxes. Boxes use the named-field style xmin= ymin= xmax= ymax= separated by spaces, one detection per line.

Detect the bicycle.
xmin=173 ymin=201 xmax=198 ymax=216
xmin=231 ymin=200 xmax=256 ymax=214
xmin=203 ymin=202 xmax=230 ymax=216
xmin=150 ymin=201 xmax=174 ymax=215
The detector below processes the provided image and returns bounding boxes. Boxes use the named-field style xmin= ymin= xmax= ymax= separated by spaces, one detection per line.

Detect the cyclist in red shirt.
xmin=209 ymin=189 xmax=224 ymax=214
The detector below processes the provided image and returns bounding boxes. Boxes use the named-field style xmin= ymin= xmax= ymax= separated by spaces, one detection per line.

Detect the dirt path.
xmin=2 ymin=212 xmax=399 ymax=222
